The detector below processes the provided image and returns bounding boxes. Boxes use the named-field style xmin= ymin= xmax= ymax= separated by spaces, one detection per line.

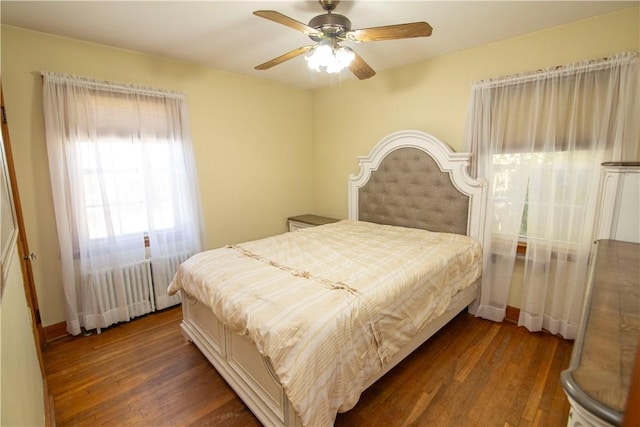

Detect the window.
xmin=465 ymin=52 xmax=638 ymax=337
xmin=79 ymin=139 xmax=176 ymax=240
xmin=42 ymin=72 xmax=205 ymax=334
xmin=492 ymin=150 xmax=591 ymax=246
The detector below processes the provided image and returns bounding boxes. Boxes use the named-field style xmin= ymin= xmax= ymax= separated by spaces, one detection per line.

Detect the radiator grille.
xmin=91 ymin=259 xmax=154 ymax=319
xmin=88 ymin=253 xmax=191 ymax=331
xmin=166 ymin=252 xmax=190 ymax=278
xmin=153 ymin=252 xmax=191 ymax=310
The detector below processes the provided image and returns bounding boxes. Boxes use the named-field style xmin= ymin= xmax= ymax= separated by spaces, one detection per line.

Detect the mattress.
xmin=168 ymin=220 xmax=482 ymax=426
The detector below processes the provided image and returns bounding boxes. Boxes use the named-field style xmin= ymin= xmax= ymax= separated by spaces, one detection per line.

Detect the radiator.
xmin=91 ymin=259 xmax=155 ymax=331
xmin=153 ymin=252 xmax=191 ymax=310
xmin=89 ymin=253 xmax=190 ymax=332
xmin=165 ymin=252 xmax=190 ymax=277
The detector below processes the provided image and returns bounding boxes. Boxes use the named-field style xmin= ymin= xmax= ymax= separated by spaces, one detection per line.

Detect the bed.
xmin=168 ymin=130 xmax=487 ymax=426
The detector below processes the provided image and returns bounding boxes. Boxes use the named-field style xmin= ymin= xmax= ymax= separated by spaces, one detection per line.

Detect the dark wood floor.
xmin=44 ymin=306 xmax=573 ymax=426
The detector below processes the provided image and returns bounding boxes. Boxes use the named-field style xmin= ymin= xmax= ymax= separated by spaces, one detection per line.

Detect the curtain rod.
xmin=473 ymin=51 xmax=638 ymax=89
xmin=40 ymin=71 xmax=186 ymax=100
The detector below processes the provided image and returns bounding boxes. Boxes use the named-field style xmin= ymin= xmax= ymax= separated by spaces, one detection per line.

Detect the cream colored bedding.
xmin=168 ymin=220 xmax=482 ymax=426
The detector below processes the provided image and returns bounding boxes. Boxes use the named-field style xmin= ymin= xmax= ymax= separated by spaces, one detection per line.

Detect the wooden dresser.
xmin=561 ymin=240 xmax=640 ymax=426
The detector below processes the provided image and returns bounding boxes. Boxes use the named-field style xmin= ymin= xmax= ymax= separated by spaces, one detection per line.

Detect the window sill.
xmin=491 ymin=235 xmax=580 ymax=262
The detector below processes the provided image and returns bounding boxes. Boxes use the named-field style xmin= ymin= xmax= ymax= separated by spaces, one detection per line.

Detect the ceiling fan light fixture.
xmin=305 ymin=42 xmax=354 ymax=74
xmin=253 ymin=2 xmax=431 ymax=80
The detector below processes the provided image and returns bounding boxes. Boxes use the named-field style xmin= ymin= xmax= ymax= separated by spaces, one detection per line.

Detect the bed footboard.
xmin=180 ymin=281 xmax=478 ymax=426
xmin=180 ymin=293 xmax=303 ymax=426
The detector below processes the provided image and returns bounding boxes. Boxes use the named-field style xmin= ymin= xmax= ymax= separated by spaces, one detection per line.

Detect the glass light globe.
xmin=315 ymin=44 xmax=333 ymax=67
xmin=335 ymin=46 xmax=355 ymax=68
xmin=305 ymin=42 xmax=354 ymax=74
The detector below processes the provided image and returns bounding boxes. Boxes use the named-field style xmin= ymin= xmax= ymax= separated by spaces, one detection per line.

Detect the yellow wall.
xmin=1 ymin=26 xmax=314 ymax=327
xmin=311 ymin=6 xmax=640 ymax=221
xmin=1 ymin=6 xmax=639 ymax=328
xmin=1 ymin=244 xmax=46 ymax=426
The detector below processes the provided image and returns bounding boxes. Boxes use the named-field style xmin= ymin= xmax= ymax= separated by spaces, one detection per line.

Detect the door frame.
xmin=1 ymin=84 xmax=46 ymax=370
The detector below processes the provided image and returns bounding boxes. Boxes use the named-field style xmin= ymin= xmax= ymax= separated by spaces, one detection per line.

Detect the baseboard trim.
xmin=44 ymin=321 xmax=68 ymax=342
xmin=505 ymin=305 xmax=520 ymax=323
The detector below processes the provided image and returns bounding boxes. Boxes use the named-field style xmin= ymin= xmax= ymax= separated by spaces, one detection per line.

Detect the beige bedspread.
xmin=168 ymin=220 xmax=481 ymax=426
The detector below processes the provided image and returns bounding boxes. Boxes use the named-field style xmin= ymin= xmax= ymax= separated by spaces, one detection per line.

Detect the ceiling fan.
xmin=253 ymin=0 xmax=433 ymax=80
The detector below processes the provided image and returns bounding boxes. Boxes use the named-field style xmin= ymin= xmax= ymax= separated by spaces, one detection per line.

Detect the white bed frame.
xmin=179 ymin=130 xmax=487 ymax=426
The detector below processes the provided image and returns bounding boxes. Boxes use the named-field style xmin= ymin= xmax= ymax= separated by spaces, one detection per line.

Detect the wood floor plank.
xmin=475 ymin=327 xmax=526 ymax=425
xmin=44 ymin=307 xmax=572 ymax=426
xmin=414 ymin=319 xmax=497 ymax=427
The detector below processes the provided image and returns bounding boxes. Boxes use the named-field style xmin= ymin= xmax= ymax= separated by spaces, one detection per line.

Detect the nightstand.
xmin=287 ymin=214 xmax=340 ymax=232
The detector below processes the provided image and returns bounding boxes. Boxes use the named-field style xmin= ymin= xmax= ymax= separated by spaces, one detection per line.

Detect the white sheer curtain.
xmin=42 ymin=72 xmax=205 ymax=335
xmin=465 ymin=52 xmax=639 ymax=339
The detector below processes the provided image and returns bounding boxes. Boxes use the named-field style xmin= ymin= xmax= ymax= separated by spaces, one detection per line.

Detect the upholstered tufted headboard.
xmin=348 ymin=130 xmax=487 ymax=243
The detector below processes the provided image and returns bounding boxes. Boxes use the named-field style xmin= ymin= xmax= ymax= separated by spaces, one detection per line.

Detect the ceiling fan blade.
xmin=349 ymin=52 xmax=376 ymax=80
xmin=255 ymin=45 xmax=315 ymax=70
xmin=346 ymin=22 xmax=433 ymax=43
xmin=253 ymin=10 xmax=321 ymax=36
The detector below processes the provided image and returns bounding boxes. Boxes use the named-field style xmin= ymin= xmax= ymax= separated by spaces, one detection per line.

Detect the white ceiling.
xmin=1 ymin=1 xmax=636 ymax=89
